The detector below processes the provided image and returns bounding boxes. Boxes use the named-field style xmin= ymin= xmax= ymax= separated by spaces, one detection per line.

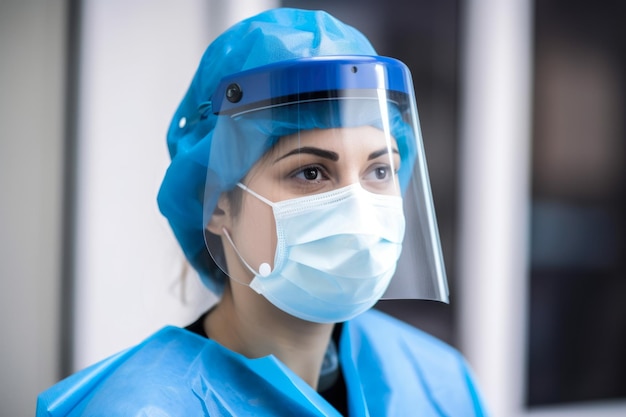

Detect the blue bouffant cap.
xmin=158 ymin=9 xmax=391 ymax=294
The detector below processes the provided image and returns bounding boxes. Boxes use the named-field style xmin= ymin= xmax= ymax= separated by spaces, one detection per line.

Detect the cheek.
xmin=232 ymin=196 xmax=277 ymax=270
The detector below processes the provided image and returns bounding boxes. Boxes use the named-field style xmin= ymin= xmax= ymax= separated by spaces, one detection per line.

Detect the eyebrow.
xmin=274 ymin=147 xmax=339 ymax=163
xmin=368 ymin=148 xmax=400 ymax=160
xmin=273 ymin=146 xmax=400 ymax=164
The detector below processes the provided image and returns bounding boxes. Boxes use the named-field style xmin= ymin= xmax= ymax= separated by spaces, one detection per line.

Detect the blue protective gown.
xmin=37 ymin=309 xmax=488 ymax=416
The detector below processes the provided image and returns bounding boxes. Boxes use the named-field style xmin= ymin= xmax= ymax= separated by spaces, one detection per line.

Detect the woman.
xmin=37 ymin=8 xmax=488 ymax=416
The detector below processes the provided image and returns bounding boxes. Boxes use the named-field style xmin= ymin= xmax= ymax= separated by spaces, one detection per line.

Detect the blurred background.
xmin=1 ymin=0 xmax=624 ymax=415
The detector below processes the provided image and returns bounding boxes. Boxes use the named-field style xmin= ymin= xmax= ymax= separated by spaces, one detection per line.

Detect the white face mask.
xmin=223 ymin=183 xmax=406 ymax=323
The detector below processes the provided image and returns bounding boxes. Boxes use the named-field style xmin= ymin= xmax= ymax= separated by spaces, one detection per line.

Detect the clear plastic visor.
xmin=203 ymin=61 xmax=448 ymax=302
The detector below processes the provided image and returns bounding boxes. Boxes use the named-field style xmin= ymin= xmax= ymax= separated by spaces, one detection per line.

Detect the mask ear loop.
xmin=237 ymin=182 xmax=276 ymax=206
xmin=222 ymin=227 xmax=273 ymax=278
xmin=221 ymin=182 xmax=275 ymax=280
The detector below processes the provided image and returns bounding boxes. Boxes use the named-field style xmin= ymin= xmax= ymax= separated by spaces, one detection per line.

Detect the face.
xmin=212 ymin=125 xmax=401 ymax=283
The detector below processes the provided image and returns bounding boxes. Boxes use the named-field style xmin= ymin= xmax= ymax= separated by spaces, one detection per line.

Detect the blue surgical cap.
xmin=158 ymin=8 xmax=412 ymax=294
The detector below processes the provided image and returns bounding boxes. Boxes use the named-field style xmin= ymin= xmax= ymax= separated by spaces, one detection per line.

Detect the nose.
xmin=335 ymin=162 xmax=362 ymax=189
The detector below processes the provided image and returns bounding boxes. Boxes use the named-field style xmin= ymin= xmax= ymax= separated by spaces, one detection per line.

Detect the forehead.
xmin=272 ymin=125 xmax=396 ymax=153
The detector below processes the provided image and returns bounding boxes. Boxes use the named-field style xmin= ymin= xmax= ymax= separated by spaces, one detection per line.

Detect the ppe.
xmin=36 ymin=310 xmax=489 ymax=416
xmin=157 ymin=9 xmax=449 ymax=305
xmin=204 ymin=55 xmax=448 ymax=304
xmin=225 ymin=183 xmax=405 ymax=323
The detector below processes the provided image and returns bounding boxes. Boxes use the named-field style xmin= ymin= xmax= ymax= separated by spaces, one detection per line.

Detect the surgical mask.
xmin=223 ymin=182 xmax=406 ymax=323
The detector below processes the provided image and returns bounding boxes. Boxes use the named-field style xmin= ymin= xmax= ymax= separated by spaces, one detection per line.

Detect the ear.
xmin=206 ymin=193 xmax=231 ymax=235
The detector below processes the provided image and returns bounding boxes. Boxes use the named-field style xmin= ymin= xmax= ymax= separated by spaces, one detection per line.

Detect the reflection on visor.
xmin=216 ymin=89 xmax=411 ymax=118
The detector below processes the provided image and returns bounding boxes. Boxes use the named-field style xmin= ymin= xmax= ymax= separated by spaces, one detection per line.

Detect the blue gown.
xmin=37 ymin=309 xmax=488 ymax=416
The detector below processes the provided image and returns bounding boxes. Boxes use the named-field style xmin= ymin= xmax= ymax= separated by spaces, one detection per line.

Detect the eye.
xmin=374 ymin=166 xmax=388 ymax=180
xmin=365 ymin=164 xmax=393 ymax=181
xmin=293 ymin=165 xmax=328 ymax=182
xmin=303 ymin=167 xmax=320 ymax=180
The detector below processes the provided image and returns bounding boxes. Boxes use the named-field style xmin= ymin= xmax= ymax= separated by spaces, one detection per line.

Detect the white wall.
xmin=458 ymin=0 xmax=533 ymax=415
xmin=0 ymin=1 xmax=66 ymax=415
xmin=73 ymin=0 xmax=278 ymax=371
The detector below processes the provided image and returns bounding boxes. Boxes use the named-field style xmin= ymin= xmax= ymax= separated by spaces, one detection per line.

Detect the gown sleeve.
xmin=36 ymin=347 xmax=137 ymax=417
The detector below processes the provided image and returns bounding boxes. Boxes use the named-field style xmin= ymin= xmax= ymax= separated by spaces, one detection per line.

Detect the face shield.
xmin=202 ymin=56 xmax=448 ymax=306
